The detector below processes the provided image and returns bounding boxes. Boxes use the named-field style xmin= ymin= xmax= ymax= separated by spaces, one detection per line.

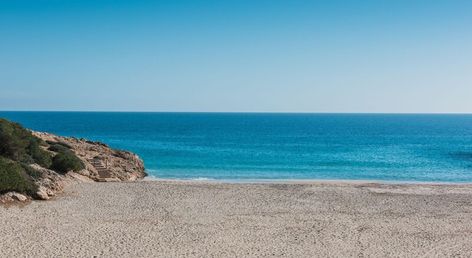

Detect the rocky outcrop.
xmin=0 ymin=192 xmax=29 ymax=204
xmin=28 ymin=164 xmax=69 ymax=200
xmin=32 ymin=132 xmax=146 ymax=182
xmin=1 ymin=132 xmax=146 ymax=203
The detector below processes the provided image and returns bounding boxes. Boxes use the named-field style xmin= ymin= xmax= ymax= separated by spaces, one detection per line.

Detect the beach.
xmin=1 ymin=180 xmax=472 ymax=257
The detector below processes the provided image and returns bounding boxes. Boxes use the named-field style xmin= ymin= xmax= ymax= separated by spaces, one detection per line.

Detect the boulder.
xmin=11 ymin=192 xmax=28 ymax=202
xmin=0 ymin=192 xmax=29 ymax=202
xmin=0 ymin=194 xmax=14 ymax=203
xmin=36 ymin=187 xmax=50 ymax=200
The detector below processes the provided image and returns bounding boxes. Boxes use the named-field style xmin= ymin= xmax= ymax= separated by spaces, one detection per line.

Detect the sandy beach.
xmin=1 ymin=180 xmax=472 ymax=257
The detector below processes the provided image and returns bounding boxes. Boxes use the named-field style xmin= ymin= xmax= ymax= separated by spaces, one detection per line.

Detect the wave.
xmin=143 ymin=171 xmax=215 ymax=181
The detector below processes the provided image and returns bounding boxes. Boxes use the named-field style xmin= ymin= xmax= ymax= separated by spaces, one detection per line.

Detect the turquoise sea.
xmin=1 ymin=112 xmax=472 ymax=182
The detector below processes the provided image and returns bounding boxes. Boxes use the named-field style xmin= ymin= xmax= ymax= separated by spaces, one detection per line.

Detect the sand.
xmin=1 ymin=180 xmax=472 ymax=257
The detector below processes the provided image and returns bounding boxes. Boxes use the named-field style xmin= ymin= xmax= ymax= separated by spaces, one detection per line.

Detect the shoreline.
xmin=144 ymin=175 xmax=472 ymax=186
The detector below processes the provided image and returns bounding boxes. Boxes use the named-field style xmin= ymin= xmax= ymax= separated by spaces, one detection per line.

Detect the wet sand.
xmin=1 ymin=180 xmax=472 ymax=257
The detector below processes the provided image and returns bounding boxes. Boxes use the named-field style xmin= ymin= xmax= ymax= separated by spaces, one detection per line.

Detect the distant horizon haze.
xmin=1 ymin=110 xmax=472 ymax=115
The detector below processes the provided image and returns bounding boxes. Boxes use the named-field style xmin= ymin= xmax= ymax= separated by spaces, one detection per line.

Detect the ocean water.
xmin=1 ymin=112 xmax=472 ymax=182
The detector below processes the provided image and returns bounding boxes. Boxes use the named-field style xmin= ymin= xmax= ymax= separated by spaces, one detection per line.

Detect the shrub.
xmin=48 ymin=143 xmax=71 ymax=153
xmin=21 ymin=163 xmax=42 ymax=180
xmin=50 ymin=151 xmax=85 ymax=174
xmin=0 ymin=157 xmax=38 ymax=195
xmin=0 ymin=119 xmax=29 ymax=161
xmin=0 ymin=118 xmax=51 ymax=166
xmin=46 ymin=140 xmax=72 ymax=149
xmin=29 ymin=139 xmax=52 ymax=167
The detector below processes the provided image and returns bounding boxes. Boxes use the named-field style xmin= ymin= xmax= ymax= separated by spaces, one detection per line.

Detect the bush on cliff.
xmin=50 ymin=150 xmax=85 ymax=174
xmin=22 ymin=163 xmax=42 ymax=180
xmin=1 ymin=118 xmax=85 ymax=175
xmin=29 ymin=139 xmax=52 ymax=168
xmin=48 ymin=143 xmax=71 ymax=153
xmin=46 ymin=141 xmax=72 ymax=150
xmin=0 ymin=118 xmax=51 ymax=167
xmin=0 ymin=157 xmax=38 ymax=195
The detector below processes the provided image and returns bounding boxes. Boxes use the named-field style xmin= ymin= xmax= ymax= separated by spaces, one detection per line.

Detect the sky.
xmin=0 ymin=0 xmax=471 ymax=113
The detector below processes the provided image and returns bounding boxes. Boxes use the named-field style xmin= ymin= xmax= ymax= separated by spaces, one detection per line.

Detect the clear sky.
xmin=1 ymin=0 xmax=471 ymax=113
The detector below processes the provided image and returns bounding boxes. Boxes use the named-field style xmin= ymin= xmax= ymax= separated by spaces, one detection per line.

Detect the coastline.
xmin=144 ymin=175 xmax=472 ymax=186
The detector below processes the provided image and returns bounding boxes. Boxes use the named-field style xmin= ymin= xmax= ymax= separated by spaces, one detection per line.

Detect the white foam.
xmin=192 ymin=177 xmax=214 ymax=181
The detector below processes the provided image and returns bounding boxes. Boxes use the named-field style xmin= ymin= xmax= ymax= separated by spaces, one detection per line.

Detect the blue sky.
xmin=1 ymin=0 xmax=471 ymax=112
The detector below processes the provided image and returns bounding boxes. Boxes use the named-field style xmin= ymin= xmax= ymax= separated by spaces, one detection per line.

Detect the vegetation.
xmin=0 ymin=157 xmax=37 ymax=195
xmin=0 ymin=118 xmax=84 ymax=195
xmin=0 ymin=118 xmax=51 ymax=167
xmin=0 ymin=119 xmax=47 ymax=194
xmin=21 ymin=163 xmax=42 ymax=180
xmin=48 ymin=143 xmax=71 ymax=153
xmin=48 ymin=142 xmax=84 ymax=174
xmin=46 ymin=140 xmax=72 ymax=150
xmin=50 ymin=149 xmax=85 ymax=174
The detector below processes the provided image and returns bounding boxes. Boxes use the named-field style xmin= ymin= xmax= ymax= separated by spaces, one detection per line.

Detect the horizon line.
xmin=1 ymin=110 xmax=472 ymax=115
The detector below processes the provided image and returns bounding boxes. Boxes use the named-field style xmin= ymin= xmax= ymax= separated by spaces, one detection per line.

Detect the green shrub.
xmin=0 ymin=118 xmax=51 ymax=166
xmin=48 ymin=142 xmax=85 ymax=174
xmin=21 ymin=163 xmax=42 ymax=180
xmin=29 ymin=139 xmax=52 ymax=167
xmin=46 ymin=140 xmax=72 ymax=149
xmin=0 ymin=157 xmax=38 ymax=195
xmin=0 ymin=118 xmax=86 ymax=194
xmin=48 ymin=143 xmax=70 ymax=153
xmin=0 ymin=119 xmax=29 ymax=161
xmin=50 ymin=151 xmax=84 ymax=174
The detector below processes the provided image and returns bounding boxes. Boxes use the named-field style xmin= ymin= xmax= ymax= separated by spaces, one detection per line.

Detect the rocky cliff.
xmin=33 ymin=132 xmax=146 ymax=182
xmin=1 ymin=129 xmax=146 ymax=203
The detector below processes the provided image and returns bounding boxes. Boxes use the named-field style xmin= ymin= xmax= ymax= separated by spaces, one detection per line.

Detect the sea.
xmin=1 ymin=112 xmax=472 ymax=183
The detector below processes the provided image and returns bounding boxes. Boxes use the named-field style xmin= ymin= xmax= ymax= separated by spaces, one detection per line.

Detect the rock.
xmin=11 ymin=192 xmax=28 ymax=202
xmin=36 ymin=187 xmax=50 ymax=200
xmin=77 ymin=169 xmax=91 ymax=177
xmin=13 ymin=131 xmax=148 ymax=201
xmin=46 ymin=188 xmax=55 ymax=197
xmin=67 ymin=172 xmax=95 ymax=182
xmin=1 ymin=192 xmax=28 ymax=202
xmin=128 ymin=174 xmax=138 ymax=181
xmin=32 ymin=131 xmax=146 ymax=182
xmin=29 ymin=164 xmax=66 ymax=198
xmin=0 ymin=194 xmax=14 ymax=203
